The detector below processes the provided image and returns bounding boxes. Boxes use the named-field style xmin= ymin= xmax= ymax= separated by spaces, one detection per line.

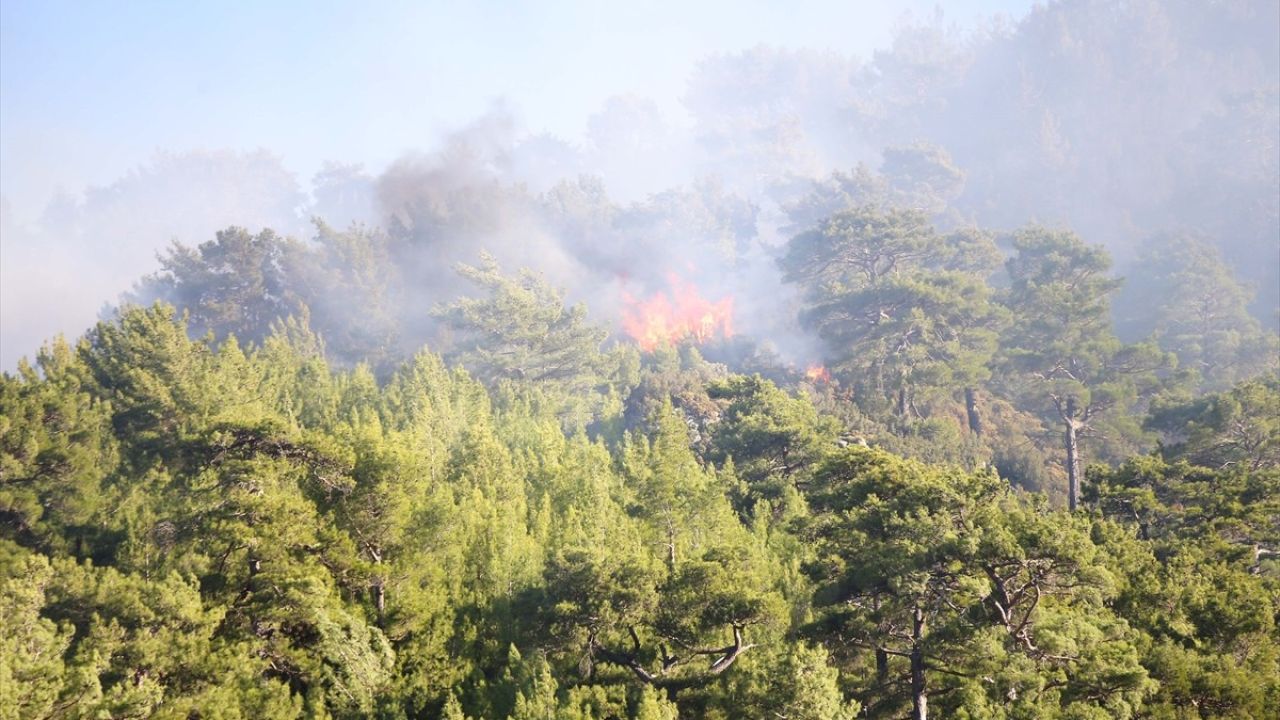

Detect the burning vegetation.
xmin=621 ymin=274 xmax=735 ymax=351
xmin=804 ymin=364 xmax=832 ymax=384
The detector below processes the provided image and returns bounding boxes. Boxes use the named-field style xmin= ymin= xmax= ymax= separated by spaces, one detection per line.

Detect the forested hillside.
xmin=3 ymin=0 xmax=1279 ymax=718
xmin=2 ymin=244 xmax=1277 ymax=717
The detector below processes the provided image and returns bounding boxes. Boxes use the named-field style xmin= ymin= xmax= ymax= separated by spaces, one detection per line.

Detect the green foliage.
xmin=1091 ymin=456 xmax=1280 ymax=716
xmin=766 ymin=642 xmax=860 ymax=720
xmin=7 ymin=10 xmax=1279 ymax=712
xmin=0 ymin=545 xmax=73 ymax=720
xmin=0 ymin=541 xmax=301 ymax=719
xmin=0 ymin=339 xmax=117 ymax=553
xmin=704 ymin=374 xmax=839 ymax=514
xmin=1146 ymin=373 xmax=1280 ymax=471
xmin=2 ymin=298 xmax=1274 ymax=718
xmin=805 ymin=447 xmax=1154 ymax=717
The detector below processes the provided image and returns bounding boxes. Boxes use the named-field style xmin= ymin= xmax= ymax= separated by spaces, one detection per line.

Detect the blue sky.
xmin=1 ymin=0 xmax=1034 ymax=218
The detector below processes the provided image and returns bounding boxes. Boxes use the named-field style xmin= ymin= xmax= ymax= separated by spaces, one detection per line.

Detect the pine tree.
xmin=998 ymin=228 xmax=1169 ymax=509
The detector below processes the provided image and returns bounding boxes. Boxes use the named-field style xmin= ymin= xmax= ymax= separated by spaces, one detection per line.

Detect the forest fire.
xmin=621 ymin=274 xmax=735 ymax=351
xmin=804 ymin=364 xmax=832 ymax=384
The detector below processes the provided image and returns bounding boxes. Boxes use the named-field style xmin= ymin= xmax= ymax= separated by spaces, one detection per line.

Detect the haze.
xmin=1 ymin=0 xmax=1276 ymax=371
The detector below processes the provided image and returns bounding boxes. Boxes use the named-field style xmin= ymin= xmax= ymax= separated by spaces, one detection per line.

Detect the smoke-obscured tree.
xmin=874 ymin=1 xmax=1280 ymax=303
xmin=311 ymin=162 xmax=379 ymax=229
xmin=1117 ymin=234 xmax=1277 ymax=390
xmin=879 ymin=142 xmax=966 ymax=217
xmin=781 ymin=206 xmax=940 ymax=287
xmin=1169 ymin=85 xmax=1280 ymax=323
xmin=122 ymin=219 xmax=407 ymax=371
xmin=583 ymin=95 xmax=686 ymax=201
xmin=686 ymin=46 xmax=860 ymax=194
xmin=435 ymin=253 xmax=610 ymax=395
xmin=615 ymin=177 xmax=759 ymax=266
xmin=850 ymin=16 xmax=973 ymax=150
xmin=375 ymin=134 xmax=547 ymax=302
xmin=132 ymin=226 xmax=306 ymax=347
xmin=291 ymin=221 xmax=402 ymax=368
xmin=80 ymin=150 xmax=307 ymax=276
xmin=508 ymin=133 xmax=587 ymax=193
xmin=997 ymin=228 xmax=1170 ymax=510
xmin=540 ymin=175 xmax=618 ymax=268
xmin=681 ymin=1 xmax=1280 ymax=324
xmin=780 ymin=165 xmax=890 ymax=234
xmin=781 ymin=206 xmax=1003 ymax=425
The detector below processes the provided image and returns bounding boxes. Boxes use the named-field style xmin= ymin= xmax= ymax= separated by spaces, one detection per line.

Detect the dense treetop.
xmin=2 ymin=270 xmax=1276 ymax=717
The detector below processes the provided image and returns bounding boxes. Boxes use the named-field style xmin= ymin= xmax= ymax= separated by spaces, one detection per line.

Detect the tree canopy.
xmin=3 ymin=298 xmax=1275 ymax=718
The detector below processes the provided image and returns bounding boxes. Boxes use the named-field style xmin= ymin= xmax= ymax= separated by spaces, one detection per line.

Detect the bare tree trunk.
xmin=1064 ymin=397 xmax=1081 ymax=512
xmin=911 ymin=606 xmax=928 ymax=720
xmin=373 ymin=580 xmax=386 ymax=626
xmin=898 ymin=386 xmax=910 ymax=418
xmin=964 ymin=387 xmax=983 ymax=435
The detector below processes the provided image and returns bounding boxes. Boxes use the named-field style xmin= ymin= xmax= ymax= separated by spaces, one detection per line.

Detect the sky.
xmin=0 ymin=0 xmax=1034 ymax=222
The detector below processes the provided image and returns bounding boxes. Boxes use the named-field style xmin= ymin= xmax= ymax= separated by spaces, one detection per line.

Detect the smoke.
xmin=1 ymin=150 xmax=306 ymax=367
xmin=365 ymin=109 xmax=802 ymax=360
xmin=3 ymin=1 xmax=1277 ymax=370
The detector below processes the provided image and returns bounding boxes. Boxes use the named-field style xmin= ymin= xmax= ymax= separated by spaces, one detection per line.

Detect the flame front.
xmin=804 ymin=364 xmax=832 ymax=384
xmin=622 ymin=275 xmax=734 ymax=351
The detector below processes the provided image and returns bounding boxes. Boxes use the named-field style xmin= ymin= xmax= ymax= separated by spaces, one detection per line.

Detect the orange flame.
xmin=804 ymin=364 xmax=832 ymax=384
xmin=622 ymin=274 xmax=734 ymax=351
